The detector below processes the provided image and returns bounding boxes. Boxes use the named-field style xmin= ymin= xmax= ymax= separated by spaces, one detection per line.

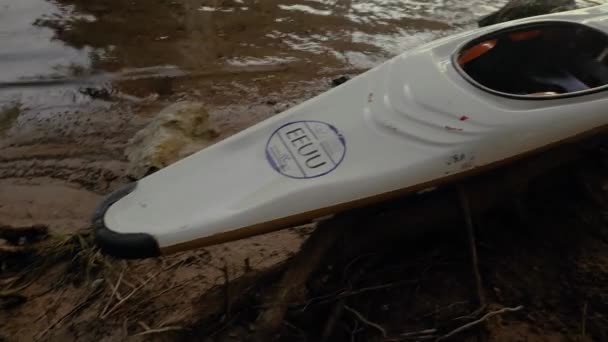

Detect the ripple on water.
xmin=0 ymin=0 xmax=606 ymax=133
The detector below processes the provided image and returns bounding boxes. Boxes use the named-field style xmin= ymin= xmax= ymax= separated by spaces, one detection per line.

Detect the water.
xmin=0 ymin=0 xmax=606 ymax=133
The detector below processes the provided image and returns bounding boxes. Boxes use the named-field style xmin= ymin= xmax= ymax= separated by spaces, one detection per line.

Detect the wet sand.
xmin=1 ymin=0 xmax=608 ymax=340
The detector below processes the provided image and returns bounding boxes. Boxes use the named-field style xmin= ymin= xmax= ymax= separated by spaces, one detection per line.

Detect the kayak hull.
xmin=94 ymin=122 xmax=608 ymax=258
xmin=94 ymin=5 xmax=608 ymax=259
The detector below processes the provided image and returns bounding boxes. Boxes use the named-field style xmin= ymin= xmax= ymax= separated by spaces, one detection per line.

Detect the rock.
xmin=79 ymin=86 xmax=112 ymax=100
xmin=331 ymin=76 xmax=350 ymax=88
xmin=125 ymin=101 xmax=219 ymax=179
xmin=478 ymin=0 xmax=577 ymax=27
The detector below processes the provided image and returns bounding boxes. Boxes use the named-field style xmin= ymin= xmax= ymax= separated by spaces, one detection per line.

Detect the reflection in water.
xmin=23 ymin=0 xmax=514 ymax=75
xmin=0 ymin=0 xmax=91 ymax=83
xmin=23 ymin=0 xmax=607 ymax=78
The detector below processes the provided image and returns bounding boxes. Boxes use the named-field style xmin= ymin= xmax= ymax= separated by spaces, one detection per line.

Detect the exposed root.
xmin=344 ymin=305 xmax=387 ymax=338
xmin=436 ymin=305 xmax=524 ymax=341
xmin=253 ymin=214 xmax=356 ymax=340
xmin=458 ymin=185 xmax=486 ymax=308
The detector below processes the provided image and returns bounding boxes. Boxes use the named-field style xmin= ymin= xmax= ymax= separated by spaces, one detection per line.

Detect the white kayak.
xmin=94 ymin=5 xmax=608 ymax=258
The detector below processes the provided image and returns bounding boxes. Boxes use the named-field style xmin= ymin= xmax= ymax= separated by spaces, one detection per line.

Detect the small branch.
xmin=133 ymin=326 xmax=184 ymax=336
xmin=400 ymin=328 xmax=437 ymax=337
xmin=344 ymin=305 xmax=387 ymax=338
xmin=384 ymin=328 xmax=438 ymax=341
xmin=100 ymin=273 xmax=154 ymax=319
xmin=437 ymin=305 xmax=524 ymax=341
xmin=100 ymin=259 xmax=184 ymax=319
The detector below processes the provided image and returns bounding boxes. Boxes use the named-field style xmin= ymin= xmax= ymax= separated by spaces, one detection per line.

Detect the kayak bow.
xmin=94 ymin=5 xmax=608 ymax=259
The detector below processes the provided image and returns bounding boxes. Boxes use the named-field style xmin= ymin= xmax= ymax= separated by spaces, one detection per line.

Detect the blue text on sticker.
xmin=266 ymin=121 xmax=346 ymax=179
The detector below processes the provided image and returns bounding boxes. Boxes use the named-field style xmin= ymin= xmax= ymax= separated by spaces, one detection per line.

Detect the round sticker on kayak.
xmin=266 ymin=121 xmax=346 ymax=179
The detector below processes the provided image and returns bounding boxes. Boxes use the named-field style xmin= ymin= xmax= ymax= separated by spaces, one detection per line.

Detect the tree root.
xmin=253 ymin=214 xmax=360 ymax=341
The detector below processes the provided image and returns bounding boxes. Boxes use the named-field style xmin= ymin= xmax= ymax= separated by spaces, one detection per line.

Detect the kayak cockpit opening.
xmin=456 ymin=22 xmax=608 ymax=99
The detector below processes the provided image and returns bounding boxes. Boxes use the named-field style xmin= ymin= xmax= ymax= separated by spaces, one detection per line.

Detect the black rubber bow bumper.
xmin=92 ymin=182 xmax=161 ymax=259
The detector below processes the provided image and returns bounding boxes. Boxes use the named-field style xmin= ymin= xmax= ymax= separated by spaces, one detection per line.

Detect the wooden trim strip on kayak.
xmin=160 ymin=124 xmax=608 ymax=255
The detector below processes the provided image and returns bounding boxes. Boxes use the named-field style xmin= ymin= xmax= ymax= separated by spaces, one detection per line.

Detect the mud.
xmin=1 ymin=0 xmax=608 ymax=341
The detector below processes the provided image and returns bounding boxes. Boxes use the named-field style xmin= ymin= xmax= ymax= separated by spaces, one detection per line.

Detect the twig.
xmin=400 ymin=328 xmax=437 ymax=337
xmin=384 ymin=328 xmax=438 ymax=341
xmin=283 ymin=320 xmax=306 ymax=339
xmin=452 ymin=306 xmax=485 ymax=321
xmin=323 ymin=260 xmax=395 ymax=341
xmin=147 ymin=282 xmax=187 ymax=302
xmin=100 ymin=259 xmax=184 ymax=319
xmin=138 ymin=321 xmax=151 ymax=331
xmin=35 ymin=288 xmax=102 ymax=340
xmin=437 ymin=305 xmax=524 ymax=341
xmin=344 ymin=305 xmax=387 ymax=338
xmin=100 ymin=269 xmax=124 ymax=317
xmin=100 ymin=273 xmax=155 ymax=319
xmin=133 ymin=326 xmax=184 ymax=336
xmin=301 ymin=280 xmax=416 ymax=311
xmin=458 ymin=185 xmax=486 ymax=308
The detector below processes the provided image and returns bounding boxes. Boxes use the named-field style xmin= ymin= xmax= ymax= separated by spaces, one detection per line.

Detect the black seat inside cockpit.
xmin=458 ymin=23 xmax=608 ymax=96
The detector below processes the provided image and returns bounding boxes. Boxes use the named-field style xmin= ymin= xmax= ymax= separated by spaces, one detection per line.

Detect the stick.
xmin=437 ymin=305 xmax=524 ymax=341
xmin=458 ymin=185 xmax=486 ymax=308
xmin=344 ymin=305 xmax=387 ymax=338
